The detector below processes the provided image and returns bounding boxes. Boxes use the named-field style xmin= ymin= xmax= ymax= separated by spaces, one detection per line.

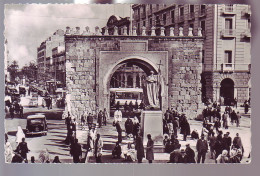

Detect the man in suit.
xmin=15 ymin=137 xmax=30 ymax=161
xmin=196 ymin=134 xmax=208 ymax=163
xmin=70 ymin=138 xmax=82 ymax=163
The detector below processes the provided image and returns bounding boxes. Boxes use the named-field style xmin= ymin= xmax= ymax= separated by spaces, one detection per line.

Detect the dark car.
xmin=25 ymin=114 xmax=48 ymax=136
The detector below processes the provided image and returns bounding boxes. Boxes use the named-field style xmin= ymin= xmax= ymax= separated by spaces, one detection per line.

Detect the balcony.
xmin=188 ymin=12 xmax=195 ymax=20
xmin=140 ymin=12 xmax=146 ymax=19
xmin=242 ymin=6 xmax=251 ymax=17
xmin=241 ymin=29 xmax=251 ymax=38
xmin=217 ymin=63 xmax=251 ymax=72
xmin=222 ymin=5 xmax=236 ymax=15
xmin=221 ymin=29 xmax=236 ymax=38
xmin=199 ymin=9 xmax=206 ymax=17
xmin=221 ymin=63 xmax=234 ymax=72
xmin=178 ymin=15 xmax=184 ymax=23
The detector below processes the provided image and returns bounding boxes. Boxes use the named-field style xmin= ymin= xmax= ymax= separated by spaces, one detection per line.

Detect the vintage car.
xmin=25 ymin=114 xmax=48 ymax=136
xmin=28 ymin=92 xmax=38 ymax=107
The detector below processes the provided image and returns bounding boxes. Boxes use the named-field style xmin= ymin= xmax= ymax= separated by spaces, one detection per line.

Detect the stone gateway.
xmin=64 ymin=28 xmax=204 ymax=120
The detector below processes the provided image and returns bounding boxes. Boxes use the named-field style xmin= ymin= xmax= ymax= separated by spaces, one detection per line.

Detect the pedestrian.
xmin=115 ymin=121 xmax=122 ymax=143
xmin=236 ymin=111 xmax=241 ymax=127
xmin=112 ymin=142 xmax=122 ymax=159
xmin=179 ymin=149 xmax=188 ymax=163
xmin=53 ymin=156 xmax=61 ymax=163
xmin=146 ymin=134 xmax=154 ymax=163
xmin=134 ymin=100 xmax=138 ymax=110
xmin=139 ymin=100 xmax=145 ymax=110
xmin=208 ymin=132 xmax=217 ymax=159
xmin=214 ymin=134 xmax=223 ymax=159
xmin=38 ymin=148 xmax=50 ymax=163
xmin=244 ymin=100 xmax=249 ymax=114
xmin=163 ymin=134 xmax=171 ymax=153
xmin=80 ymin=113 xmax=86 ymax=129
xmin=103 ymin=108 xmax=109 ymax=126
xmin=114 ymin=108 xmax=122 ymax=124
xmin=222 ymin=111 xmax=228 ymax=129
xmin=233 ymin=133 xmax=244 ymax=156
xmin=185 ymin=144 xmax=196 ymax=163
xmin=234 ymin=98 xmax=237 ymax=109
xmin=172 ymin=117 xmax=179 ymax=138
xmin=70 ymin=138 xmax=82 ymax=163
xmin=229 ymin=148 xmax=240 ymax=163
xmin=15 ymin=137 xmax=30 ymax=161
xmin=222 ymin=134 xmax=231 ymax=156
xmin=71 ymin=118 xmax=77 ymax=137
xmin=168 ymin=144 xmax=181 ymax=163
xmin=196 ymin=134 xmax=208 ymax=163
xmin=31 ymin=156 xmax=35 ymax=163
xmin=87 ymin=113 xmax=93 ymax=130
xmin=19 ymin=105 xmax=23 ymax=118
xmin=5 ymin=142 xmax=14 ymax=163
xmin=214 ymin=118 xmax=221 ymax=132
xmin=167 ymin=118 xmax=173 ymax=138
xmin=16 ymin=126 xmax=25 ymax=144
xmin=230 ymin=110 xmax=237 ymax=125
xmin=89 ymin=125 xmax=97 ymax=151
xmin=94 ymin=134 xmax=103 ymax=163
xmin=180 ymin=115 xmax=190 ymax=141
xmin=125 ymin=116 xmax=133 ymax=138
xmin=132 ymin=117 xmax=140 ymax=139
xmin=124 ymin=101 xmax=128 ymax=112
xmin=10 ymin=104 xmax=14 ymax=119
xmin=98 ymin=110 xmax=103 ymax=128
xmin=215 ymin=150 xmax=229 ymax=163
xmin=135 ymin=135 xmax=145 ymax=163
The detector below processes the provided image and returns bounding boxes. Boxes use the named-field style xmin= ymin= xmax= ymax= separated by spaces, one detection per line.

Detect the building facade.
xmin=132 ymin=4 xmax=251 ymax=105
xmin=101 ymin=15 xmax=130 ymax=35
xmin=37 ymin=29 xmax=65 ymax=86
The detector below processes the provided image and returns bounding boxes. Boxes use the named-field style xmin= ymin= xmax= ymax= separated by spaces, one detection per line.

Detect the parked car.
xmin=25 ymin=114 xmax=48 ymax=136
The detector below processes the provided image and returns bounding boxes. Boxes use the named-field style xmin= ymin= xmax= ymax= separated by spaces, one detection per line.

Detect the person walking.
xmin=103 ymin=108 xmax=109 ymax=126
xmin=236 ymin=111 xmax=241 ymax=127
xmin=98 ymin=110 xmax=103 ymax=128
xmin=87 ymin=113 xmax=93 ymax=130
xmin=146 ymin=134 xmax=154 ymax=163
xmin=208 ymin=132 xmax=217 ymax=159
xmin=115 ymin=121 xmax=122 ymax=143
xmin=185 ymin=144 xmax=196 ymax=163
xmin=125 ymin=116 xmax=133 ymax=138
xmin=180 ymin=116 xmax=190 ymax=141
xmin=70 ymin=138 xmax=82 ymax=163
xmin=135 ymin=135 xmax=145 ymax=163
xmin=15 ymin=137 xmax=30 ymax=161
xmin=114 ymin=108 xmax=122 ymax=124
xmin=94 ymin=134 xmax=103 ymax=163
xmin=233 ymin=133 xmax=244 ymax=156
xmin=196 ymin=134 xmax=208 ymax=163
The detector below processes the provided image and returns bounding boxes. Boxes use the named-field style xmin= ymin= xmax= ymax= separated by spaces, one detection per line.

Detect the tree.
xmin=7 ymin=60 xmax=19 ymax=82
xmin=21 ymin=61 xmax=37 ymax=83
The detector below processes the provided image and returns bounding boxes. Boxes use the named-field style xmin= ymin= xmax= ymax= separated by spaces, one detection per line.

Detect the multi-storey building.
xmin=37 ymin=29 xmax=65 ymax=85
xmin=132 ymin=4 xmax=251 ymax=105
xmin=52 ymin=44 xmax=66 ymax=86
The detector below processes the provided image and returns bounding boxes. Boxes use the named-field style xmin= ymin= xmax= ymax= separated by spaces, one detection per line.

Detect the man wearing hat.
xmin=185 ymin=144 xmax=196 ymax=163
xmin=196 ymin=134 xmax=208 ymax=163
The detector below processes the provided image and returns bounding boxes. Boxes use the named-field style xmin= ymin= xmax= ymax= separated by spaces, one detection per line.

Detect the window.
xmin=150 ymin=4 xmax=152 ymax=12
xmin=179 ymin=6 xmax=184 ymax=16
xmin=137 ymin=22 xmax=140 ymax=34
xmin=149 ymin=17 xmax=153 ymax=27
xmin=247 ymin=18 xmax=251 ymax=29
xmin=143 ymin=21 xmax=146 ymax=27
xmin=200 ymin=5 xmax=206 ymax=15
xmin=225 ymin=4 xmax=233 ymax=12
xmin=225 ymin=51 xmax=232 ymax=63
xmin=225 ymin=19 xmax=233 ymax=29
xmin=156 ymin=15 xmax=160 ymax=25
xmin=190 ymin=23 xmax=194 ymax=29
xmin=202 ymin=50 xmax=205 ymax=63
xmin=163 ymin=13 xmax=167 ymax=25
xmin=171 ymin=10 xmax=175 ymax=23
xmin=156 ymin=4 xmax=159 ymax=10
xmin=190 ymin=5 xmax=194 ymax=13
xmin=200 ymin=20 xmax=205 ymax=34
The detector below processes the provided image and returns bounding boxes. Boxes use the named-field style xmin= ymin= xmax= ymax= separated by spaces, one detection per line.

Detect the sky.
xmin=4 ymin=4 xmax=131 ymax=68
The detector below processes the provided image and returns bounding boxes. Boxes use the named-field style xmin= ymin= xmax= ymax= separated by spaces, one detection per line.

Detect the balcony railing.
xmin=199 ymin=9 xmax=206 ymax=17
xmin=221 ymin=29 xmax=236 ymax=38
xmin=217 ymin=63 xmax=251 ymax=72
xmin=241 ymin=29 xmax=251 ymax=38
xmin=189 ymin=12 xmax=195 ymax=20
xmin=242 ymin=6 xmax=251 ymax=18
xmin=178 ymin=15 xmax=184 ymax=22
xmin=222 ymin=5 xmax=236 ymax=15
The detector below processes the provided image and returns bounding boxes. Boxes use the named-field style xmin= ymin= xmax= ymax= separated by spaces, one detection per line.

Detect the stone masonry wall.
xmin=65 ymin=35 xmax=204 ymax=119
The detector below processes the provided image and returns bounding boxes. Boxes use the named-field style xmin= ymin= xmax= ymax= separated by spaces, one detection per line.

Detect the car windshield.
xmin=29 ymin=119 xmax=43 ymax=124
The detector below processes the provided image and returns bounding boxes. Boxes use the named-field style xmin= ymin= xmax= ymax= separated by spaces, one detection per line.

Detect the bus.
xmin=110 ymin=88 xmax=143 ymax=108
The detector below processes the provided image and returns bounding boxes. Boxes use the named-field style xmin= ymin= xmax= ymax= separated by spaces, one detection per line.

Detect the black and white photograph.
xmin=4 ymin=3 xmax=252 ymax=164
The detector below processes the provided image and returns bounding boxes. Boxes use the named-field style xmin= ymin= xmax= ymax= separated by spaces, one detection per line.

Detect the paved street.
xmin=5 ymin=102 xmax=251 ymax=163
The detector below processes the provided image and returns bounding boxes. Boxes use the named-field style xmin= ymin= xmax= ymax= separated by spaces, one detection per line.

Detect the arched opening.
xmin=106 ymin=58 xmax=162 ymax=117
xmin=220 ymin=78 xmax=234 ymax=106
